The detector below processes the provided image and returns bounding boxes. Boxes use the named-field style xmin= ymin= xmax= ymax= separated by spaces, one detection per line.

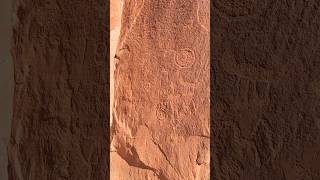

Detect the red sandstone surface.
xmin=7 ymin=0 xmax=320 ymax=179
xmin=110 ymin=0 xmax=210 ymax=179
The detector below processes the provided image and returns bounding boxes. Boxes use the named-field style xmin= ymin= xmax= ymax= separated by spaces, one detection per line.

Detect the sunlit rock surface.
xmin=111 ymin=0 xmax=210 ymax=179
xmin=110 ymin=0 xmax=123 ymax=127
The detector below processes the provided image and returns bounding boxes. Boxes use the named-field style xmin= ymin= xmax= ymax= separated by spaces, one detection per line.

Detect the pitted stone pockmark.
xmin=175 ymin=48 xmax=195 ymax=68
xmin=156 ymin=101 xmax=171 ymax=120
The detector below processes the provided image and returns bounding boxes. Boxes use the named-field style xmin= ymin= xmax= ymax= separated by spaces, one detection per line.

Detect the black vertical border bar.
xmin=210 ymin=0 xmax=217 ymax=179
xmin=105 ymin=0 xmax=110 ymax=179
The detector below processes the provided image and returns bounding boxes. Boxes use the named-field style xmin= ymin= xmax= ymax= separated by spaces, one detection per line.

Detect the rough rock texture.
xmin=212 ymin=0 xmax=320 ymax=179
xmin=0 ymin=0 xmax=14 ymax=179
xmin=110 ymin=0 xmax=123 ymax=127
xmin=111 ymin=0 xmax=210 ymax=179
xmin=8 ymin=0 xmax=109 ymax=179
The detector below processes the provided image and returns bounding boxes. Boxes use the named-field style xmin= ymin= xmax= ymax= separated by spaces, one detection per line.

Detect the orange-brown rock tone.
xmin=111 ymin=0 xmax=210 ymax=179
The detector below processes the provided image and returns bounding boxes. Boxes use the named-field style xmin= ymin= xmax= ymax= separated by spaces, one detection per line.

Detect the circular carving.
xmin=175 ymin=48 xmax=195 ymax=68
xmin=156 ymin=101 xmax=171 ymax=120
xmin=213 ymin=0 xmax=260 ymax=18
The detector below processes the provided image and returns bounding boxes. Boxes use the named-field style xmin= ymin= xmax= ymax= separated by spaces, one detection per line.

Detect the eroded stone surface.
xmin=110 ymin=0 xmax=123 ymax=127
xmin=0 ymin=0 xmax=13 ymax=179
xmin=8 ymin=0 xmax=108 ymax=179
xmin=212 ymin=0 xmax=320 ymax=179
xmin=111 ymin=0 xmax=210 ymax=179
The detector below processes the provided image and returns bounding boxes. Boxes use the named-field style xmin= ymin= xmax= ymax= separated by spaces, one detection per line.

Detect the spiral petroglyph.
xmin=175 ymin=48 xmax=195 ymax=68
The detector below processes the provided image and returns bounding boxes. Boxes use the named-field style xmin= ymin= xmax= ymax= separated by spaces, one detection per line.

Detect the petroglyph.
xmin=112 ymin=0 xmax=209 ymax=179
xmin=156 ymin=101 xmax=171 ymax=121
xmin=157 ymin=69 xmax=172 ymax=100
xmin=172 ymin=0 xmax=195 ymax=26
xmin=175 ymin=48 xmax=196 ymax=69
xmin=173 ymin=81 xmax=196 ymax=97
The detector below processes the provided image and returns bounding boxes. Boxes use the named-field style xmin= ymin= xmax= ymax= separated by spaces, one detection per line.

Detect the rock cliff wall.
xmin=8 ymin=0 xmax=109 ymax=179
xmin=111 ymin=0 xmax=210 ymax=179
xmin=0 ymin=0 xmax=14 ymax=179
xmin=212 ymin=0 xmax=320 ymax=179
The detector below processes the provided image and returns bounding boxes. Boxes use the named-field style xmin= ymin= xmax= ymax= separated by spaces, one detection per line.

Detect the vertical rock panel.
xmin=8 ymin=0 xmax=108 ymax=179
xmin=111 ymin=0 xmax=210 ymax=179
xmin=213 ymin=0 xmax=320 ymax=179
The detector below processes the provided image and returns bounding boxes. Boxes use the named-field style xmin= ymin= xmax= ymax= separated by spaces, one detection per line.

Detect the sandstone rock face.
xmin=212 ymin=0 xmax=320 ymax=179
xmin=8 ymin=0 xmax=108 ymax=179
xmin=111 ymin=0 xmax=210 ymax=179
xmin=110 ymin=0 xmax=123 ymax=127
xmin=0 ymin=0 xmax=14 ymax=179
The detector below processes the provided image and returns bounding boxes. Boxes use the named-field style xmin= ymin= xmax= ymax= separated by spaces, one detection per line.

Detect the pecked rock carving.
xmin=175 ymin=48 xmax=196 ymax=69
xmin=156 ymin=101 xmax=171 ymax=121
xmin=111 ymin=0 xmax=209 ymax=179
